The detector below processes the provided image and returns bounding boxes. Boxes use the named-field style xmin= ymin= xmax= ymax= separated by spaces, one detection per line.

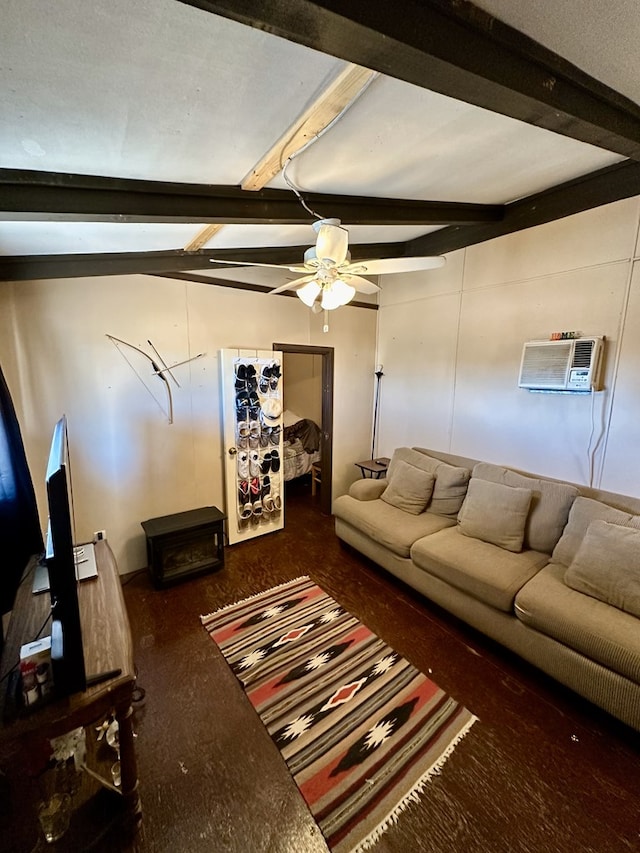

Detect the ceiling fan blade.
xmin=343 ymin=256 xmax=446 ymax=275
xmin=209 ymin=258 xmax=289 ymax=270
xmin=268 ymin=274 xmax=317 ymax=295
xmin=314 ymin=219 xmax=349 ymax=266
xmin=340 ymin=274 xmax=380 ymax=294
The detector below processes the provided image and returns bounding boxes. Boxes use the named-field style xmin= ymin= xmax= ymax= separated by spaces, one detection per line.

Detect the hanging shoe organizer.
xmin=220 ymin=349 xmax=284 ymax=543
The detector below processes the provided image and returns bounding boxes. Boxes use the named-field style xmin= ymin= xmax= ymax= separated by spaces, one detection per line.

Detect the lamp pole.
xmin=371 ymin=365 xmax=384 ymax=460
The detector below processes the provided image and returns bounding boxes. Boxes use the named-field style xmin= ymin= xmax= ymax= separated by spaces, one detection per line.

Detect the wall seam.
xmin=184 ymin=281 xmax=198 ymax=494
xmin=595 ymin=209 xmax=640 ymax=489
xmin=458 ymin=258 xmax=631 ymax=296
xmin=447 ymin=250 xmax=466 ymax=453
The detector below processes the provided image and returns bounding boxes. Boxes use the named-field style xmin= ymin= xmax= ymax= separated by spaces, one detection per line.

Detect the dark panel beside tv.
xmin=45 ymin=416 xmax=86 ymax=696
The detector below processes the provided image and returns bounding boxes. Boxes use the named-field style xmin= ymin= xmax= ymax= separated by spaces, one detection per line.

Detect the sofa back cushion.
xmin=430 ymin=461 xmax=472 ymax=518
xmin=389 ymin=447 xmax=470 ymax=519
xmin=387 ymin=447 xmax=438 ymax=479
xmin=552 ymin=496 xmax=640 ymax=567
xmin=457 ymin=478 xmax=533 ymax=552
xmin=564 ymin=520 xmax=640 ymax=618
xmin=380 ymin=461 xmax=435 ymax=515
xmin=472 ymin=462 xmax=578 ymax=554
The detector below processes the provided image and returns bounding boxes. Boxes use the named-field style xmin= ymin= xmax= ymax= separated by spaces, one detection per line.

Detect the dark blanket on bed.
xmin=283 ymin=418 xmax=321 ymax=452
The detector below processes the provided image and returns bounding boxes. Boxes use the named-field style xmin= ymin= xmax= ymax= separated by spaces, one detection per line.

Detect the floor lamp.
xmin=371 ymin=365 xmax=384 ymax=460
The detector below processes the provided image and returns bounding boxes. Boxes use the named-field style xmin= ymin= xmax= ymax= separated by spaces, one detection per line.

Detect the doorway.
xmin=273 ymin=343 xmax=333 ymax=516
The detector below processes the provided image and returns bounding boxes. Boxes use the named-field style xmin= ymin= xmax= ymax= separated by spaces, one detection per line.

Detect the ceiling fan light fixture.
xmin=297 ymin=279 xmax=322 ymax=307
xmin=256 ymin=214 xmax=439 ymax=306
xmin=321 ymin=279 xmax=356 ymax=310
xmin=333 ymin=278 xmax=356 ymax=306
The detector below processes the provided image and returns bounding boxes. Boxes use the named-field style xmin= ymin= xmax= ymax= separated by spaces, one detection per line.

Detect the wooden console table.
xmin=0 ymin=540 xmax=141 ymax=828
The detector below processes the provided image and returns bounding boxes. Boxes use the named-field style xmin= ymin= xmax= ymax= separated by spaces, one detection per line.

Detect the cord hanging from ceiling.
xmin=207 ymin=69 xmax=444 ymax=332
xmin=280 ymin=70 xmax=379 ymax=222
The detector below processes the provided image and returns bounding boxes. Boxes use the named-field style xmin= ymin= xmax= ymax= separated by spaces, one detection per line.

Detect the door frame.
xmin=273 ymin=342 xmax=334 ymax=516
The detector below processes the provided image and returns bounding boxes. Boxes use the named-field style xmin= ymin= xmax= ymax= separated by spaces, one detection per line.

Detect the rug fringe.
xmin=199 ymin=575 xmax=311 ymax=623
xmin=351 ymin=714 xmax=479 ymax=853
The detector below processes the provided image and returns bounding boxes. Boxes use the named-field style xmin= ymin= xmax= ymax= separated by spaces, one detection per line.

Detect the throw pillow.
xmin=380 ymin=460 xmax=435 ymax=515
xmin=472 ymin=462 xmax=578 ymax=554
xmin=565 ymin=520 xmax=640 ymax=618
xmin=551 ymin=496 xmax=640 ymax=568
xmin=458 ymin=478 xmax=533 ymax=552
xmin=410 ymin=448 xmax=471 ymax=518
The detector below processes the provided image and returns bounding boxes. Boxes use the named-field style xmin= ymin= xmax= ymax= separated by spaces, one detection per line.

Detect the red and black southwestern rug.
xmin=201 ymin=576 xmax=477 ymax=852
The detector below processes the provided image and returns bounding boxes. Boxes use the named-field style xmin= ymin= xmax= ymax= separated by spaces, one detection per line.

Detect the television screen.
xmin=45 ymin=415 xmax=86 ymax=696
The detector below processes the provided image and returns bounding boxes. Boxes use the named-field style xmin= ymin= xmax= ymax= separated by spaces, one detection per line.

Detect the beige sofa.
xmin=334 ymin=447 xmax=640 ymax=732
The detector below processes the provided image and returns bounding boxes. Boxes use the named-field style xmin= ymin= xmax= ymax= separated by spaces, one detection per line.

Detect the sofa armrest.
xmin=349 ymin=478 xmax=388 ymax=501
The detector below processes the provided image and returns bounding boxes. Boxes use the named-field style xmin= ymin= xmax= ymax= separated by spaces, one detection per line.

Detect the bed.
xmin=282 ymin=411 xmax=322 ymax=482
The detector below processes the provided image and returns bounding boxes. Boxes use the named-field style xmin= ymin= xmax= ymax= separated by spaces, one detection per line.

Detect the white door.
xmin=220 ymin=348 xmax=284 ymax=544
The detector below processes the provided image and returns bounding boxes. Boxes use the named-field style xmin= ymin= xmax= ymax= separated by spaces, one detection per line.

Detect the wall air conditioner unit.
xmin=518 ymin=336 xmax=604 ymax=392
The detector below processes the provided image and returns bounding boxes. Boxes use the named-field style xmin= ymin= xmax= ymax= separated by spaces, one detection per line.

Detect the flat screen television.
xmin=42 ymin=416 xmax=120 ymax=699
xmin=45 ymin=415 xmax=87 ymax=696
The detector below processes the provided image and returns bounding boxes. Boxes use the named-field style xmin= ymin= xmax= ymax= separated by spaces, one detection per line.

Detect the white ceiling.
xmin=473 ymin=0 xmax=640 ymax=105
xmin=1 ymin=0 xmax=638 ymax=283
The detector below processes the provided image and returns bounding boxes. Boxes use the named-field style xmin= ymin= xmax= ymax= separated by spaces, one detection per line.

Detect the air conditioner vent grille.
xmin=573 ymin=338 xmax=594 ymax=368
xmin=520 ymin=342 xmax=571 ymax=387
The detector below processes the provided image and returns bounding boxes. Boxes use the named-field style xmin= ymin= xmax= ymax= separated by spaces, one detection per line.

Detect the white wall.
xmin=282 ymin=352 xmax=323 ymax=425
xmin=0 ymin=276 xmax=377 ymax=574
xmin=377 ymin=196 xmax=640 ymax=496
xmin=7 ymin=195 xmax=639 ymax=581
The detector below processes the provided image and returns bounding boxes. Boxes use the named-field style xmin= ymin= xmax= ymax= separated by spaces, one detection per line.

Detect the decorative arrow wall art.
xmin=106 ymin=334 xmax=205 ymax=424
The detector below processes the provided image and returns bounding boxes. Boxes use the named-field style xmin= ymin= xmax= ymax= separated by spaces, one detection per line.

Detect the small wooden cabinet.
xmin=141 ymin=506 xmax=226 ymax=588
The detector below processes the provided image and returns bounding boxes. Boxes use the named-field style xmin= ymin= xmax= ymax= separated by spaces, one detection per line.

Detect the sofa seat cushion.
xmin=472 ymin=462 xmax=578 ymax=554
xmin=333 ymin=494 xmax=454 ymax=558
xmin=410 ymin=527 xmax=549 ymax=612
xmin=515 ymin=562 xmax=640 ymax=684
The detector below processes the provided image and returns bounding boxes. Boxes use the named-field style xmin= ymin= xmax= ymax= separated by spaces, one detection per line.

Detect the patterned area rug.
xmin=201 ymin=576 xmax=477 ymax=852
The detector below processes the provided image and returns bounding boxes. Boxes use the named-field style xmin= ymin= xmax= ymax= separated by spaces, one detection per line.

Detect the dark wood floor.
xmin=3 ymin=475 xmax=640 ymax=852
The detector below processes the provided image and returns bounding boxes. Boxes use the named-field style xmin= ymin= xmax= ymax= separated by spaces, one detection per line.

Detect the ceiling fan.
xmin=209 ymin=218 xmax=445 ymax=322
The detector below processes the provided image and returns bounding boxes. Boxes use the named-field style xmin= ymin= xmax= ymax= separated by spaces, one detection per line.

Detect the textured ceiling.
xmin=1 ymin=0 xmax=638 ymax=284
xmin=473 ymin=0 xmax=640 ymax=105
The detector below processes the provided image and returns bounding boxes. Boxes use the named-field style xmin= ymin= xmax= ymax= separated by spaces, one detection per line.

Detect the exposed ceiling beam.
xmin=406 ymin=159 xmax=640 ymax=256
xmin=154 ymin=271 xmax=282 ymax=294
xmin=0 ymin=169 xmax=502 ymax=226
xmin=151 ymin=271 xmax=378 ymax=309
xmin=0 ymin=250 xmax=217 ymax=282
xmin=4 ymin=155 xmax=638 ymax=279
xmin=197 ymin=241 xmax=403 ymax=264
xmin=0 ymin=242 xmax=403 ymax=282
xmin=242 ymin=63 xmax=377 ymax=191
xmin=179 ymin=0 xmax=640 ymax=160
